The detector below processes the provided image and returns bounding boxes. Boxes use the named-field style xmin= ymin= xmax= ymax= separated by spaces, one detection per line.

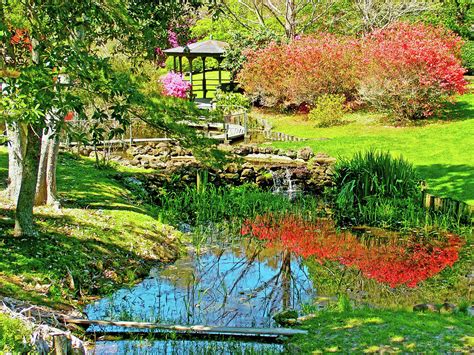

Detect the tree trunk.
xmin=35 ymin=113 xmax=61 ymax=207
xmin=14 ymin=123 xmax=42 ymax=237
xmin=285 ymin=0 xmax=297 ymax=39
xmin=281 ymin=250 xmax=291 ymax=309
xmin=5 ymin=122 xmax=25 ymax=203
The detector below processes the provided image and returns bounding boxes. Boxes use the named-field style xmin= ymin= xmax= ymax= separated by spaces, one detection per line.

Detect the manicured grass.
xmin=256 ymin=87 xmax=474 ymax=204
xmin=290 ymin=308 xmax=473 ymax=353
xmin=0 ymin=148 xmax=181 ymax=309
xmin=184 ymin=70 xmax=232 ymax=99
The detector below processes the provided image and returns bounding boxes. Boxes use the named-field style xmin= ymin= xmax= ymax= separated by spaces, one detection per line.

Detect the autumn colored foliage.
xmin=10 ymin=28 xmax=32 ymax=51
xmin=238 ymin=22 xmax=467 ymax=120
xmin=359 ymin=22 xmax=467 ymax=120
xmin=242 ymin=214 xmax=463 ymax=288
xmin=239 ymin=33 xmax=360 ymax=109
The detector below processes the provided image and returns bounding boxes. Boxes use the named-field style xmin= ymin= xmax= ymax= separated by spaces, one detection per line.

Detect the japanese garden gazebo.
xmin=163 ymin=40 xmax=229 ymax=99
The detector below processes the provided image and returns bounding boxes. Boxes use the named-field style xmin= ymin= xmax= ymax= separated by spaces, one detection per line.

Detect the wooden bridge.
xmin=64 ymin=109 xmax=249 ymax=148
xmin=63 ymin=317 xmax=308 ymax=339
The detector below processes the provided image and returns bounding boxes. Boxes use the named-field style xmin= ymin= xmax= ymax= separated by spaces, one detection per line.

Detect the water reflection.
xmin=242 ymin=215 xmax=463 ymax=288
xmin=92 ymin=339 xmax=283 ymax=355
xmin=85 ymin=239 xmax=315 ymax=329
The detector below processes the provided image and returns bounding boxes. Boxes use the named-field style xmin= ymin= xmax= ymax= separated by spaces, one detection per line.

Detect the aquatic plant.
xmin=157 ymin=184 xmax=322 ymax=228
xmin=242 ymin=214 xmax=463 ymax=288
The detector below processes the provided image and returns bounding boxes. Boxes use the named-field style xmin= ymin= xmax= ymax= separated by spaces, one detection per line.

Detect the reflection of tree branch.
xmin=228 ymin=249 xmax=261 ymax=294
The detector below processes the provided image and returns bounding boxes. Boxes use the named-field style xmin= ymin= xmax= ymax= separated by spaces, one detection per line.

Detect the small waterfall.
xmin=271 ymin=168 xmax=299 ymax=199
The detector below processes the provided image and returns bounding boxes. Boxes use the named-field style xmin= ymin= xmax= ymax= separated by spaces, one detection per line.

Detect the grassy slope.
xmin=0 ymin=148 xmax=181 ymax=309
xmin=258 ymin=89 xmax=474 ymax=204
xmin=290 ymin=308 xmax=473 ymax=353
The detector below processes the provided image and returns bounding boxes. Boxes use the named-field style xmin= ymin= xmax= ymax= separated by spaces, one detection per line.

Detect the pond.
xmin=86 ymin=217 xmax=467 ymax=354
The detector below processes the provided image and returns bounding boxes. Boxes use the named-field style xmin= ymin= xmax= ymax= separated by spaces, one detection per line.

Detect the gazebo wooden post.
xmin=179 ymin=56 xmax=183 ymax=74
xmin=173 ymin=56 xmax=177 ymax=72
xmin=217 ymin=58 xmax=223 ymax=88
xmin=202 ymin=56 xmax=207 ymax=99
xmin=188 ymin=57 xmax=194 ymax=98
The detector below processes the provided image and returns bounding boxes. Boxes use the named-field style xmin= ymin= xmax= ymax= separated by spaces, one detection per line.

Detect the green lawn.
xmin=184 ymin=70 xmax=232 ymax=99
xmin=290 ymin=308 xmax=473 ymax=353
xmin=256 ymin=88 xmax=474 ymax=204
xmin=0 ymin=148 xmax=181 ymax=308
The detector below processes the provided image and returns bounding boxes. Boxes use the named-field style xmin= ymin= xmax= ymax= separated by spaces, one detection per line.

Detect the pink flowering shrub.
xmin=238 ymin=23 xmax=467 ymax=120
xmin=359 ymin=22 xmax=467 ymax=121
xmin=160 ymin=72 xmax=191 ymax=99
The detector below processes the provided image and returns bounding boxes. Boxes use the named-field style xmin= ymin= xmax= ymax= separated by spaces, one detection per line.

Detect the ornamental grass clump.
xmin=160 ymin=71 xmax=191 ymax=98
xmin=333 ymin=150 xmax=422 ymax=226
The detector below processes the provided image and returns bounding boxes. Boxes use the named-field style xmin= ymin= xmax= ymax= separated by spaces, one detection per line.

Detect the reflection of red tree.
xmin=241 ymin=215 xmax=463 ymax=288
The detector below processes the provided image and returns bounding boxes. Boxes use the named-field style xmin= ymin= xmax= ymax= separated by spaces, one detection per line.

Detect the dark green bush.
xmin=461 ymin=40 xmax=474 ymax=75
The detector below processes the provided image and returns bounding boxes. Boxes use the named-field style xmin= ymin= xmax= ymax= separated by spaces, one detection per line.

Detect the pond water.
xmin=86 ymin=218 xmax=467 ymax=354
xmin=93 ymin=339 xmax=283 ymax=354
xmin=86 ymin=237 xmax=314 ymax=354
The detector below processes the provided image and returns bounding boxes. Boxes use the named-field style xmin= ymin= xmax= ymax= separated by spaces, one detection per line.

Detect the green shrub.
xmin=461 ymin=40 xmax=474 ymax=75
xmin=308 ymin=94 xmax=347 ymax=127
xmin=0 ymin=313 xmax=32 ymax=353
xmin=213 ymin=89 xmax=251 ymax=114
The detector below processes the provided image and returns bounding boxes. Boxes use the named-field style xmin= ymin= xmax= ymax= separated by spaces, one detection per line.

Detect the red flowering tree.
xmin=242 ymin=214 xmax=463 ymax=288
xmin=359 ymin=22 xmax=467 ymax=121
xmin=238 ymin=34 xmax=360 ymax=109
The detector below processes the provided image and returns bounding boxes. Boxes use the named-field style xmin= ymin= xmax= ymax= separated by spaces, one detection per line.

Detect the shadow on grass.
xmin=441 ymin=99 xmax=474 ymax=122
xmin=0 ymin=205 xmax=165 ymax=308
xmin=417 ymin=164 xmax=474 ymax=203
xmin=57 ymin=153 xmax=157 ymax=218
xmin=293 ymin=308 xmax=473 ymax=353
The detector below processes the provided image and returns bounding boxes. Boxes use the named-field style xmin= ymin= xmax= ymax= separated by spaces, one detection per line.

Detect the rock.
xmin=413 ymin=303 xmax=439 ymax=313
xmin=297 ymin=147 xmax=314 ymax=161
xmin=440 ymin=302 xmax=457 ymax=313
xmin=264 ymin=146 xmax=275 ymax=154
xmin=467 ymin=306 xmax=474 ymax=317
xmin=157 ymin=142 xmax=170 ymax=148
xmin=223 ymin=173 xmax=240 ymax=181
xmin=241 ymin=168 xmax=255 ymax=179
xmin=273 ymin=309 xmax=299 ymax=326
xmin=225 ymin=163 xmax=240 ymax=174
xmin=256 ymin=173 xmax=273 ymax=186
xmin=285 ymin=150 xmax=297 ymax=159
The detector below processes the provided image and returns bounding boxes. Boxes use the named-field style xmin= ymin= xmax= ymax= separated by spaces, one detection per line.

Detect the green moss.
xmin=256 ymin=88 xmax=474 ymax=204
xmin=289 ymin=308 xmax=474 ymax=353
xmin=0 ymin=148 xmax=181 ymax=308
xmin=0 ymin=313 xmax=32 ymax=353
